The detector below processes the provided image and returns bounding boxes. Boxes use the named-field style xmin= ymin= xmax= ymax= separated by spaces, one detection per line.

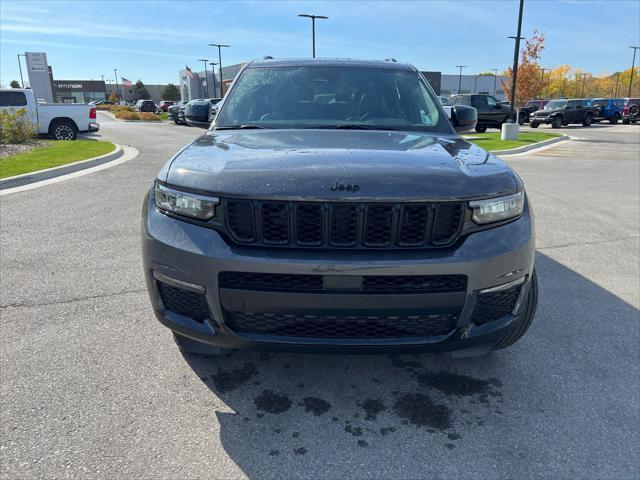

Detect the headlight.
xmin=155 ymin=182 xmax=218 ymax=220
xmin=469 ymin=191 xmax=524 ymax=224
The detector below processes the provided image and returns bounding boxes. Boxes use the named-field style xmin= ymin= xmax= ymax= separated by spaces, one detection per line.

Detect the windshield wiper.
xmin=214 ymin=125 xmax=267 ymax=130
xmin=309 ymin=124 xmax=399 ymax=131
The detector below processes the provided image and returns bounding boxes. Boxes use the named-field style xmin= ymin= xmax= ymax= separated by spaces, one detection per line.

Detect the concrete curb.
xmin=0 ymin=143 xmax=129 ymax=192
xmin=492 ymin=134 xmax=569 ymax=155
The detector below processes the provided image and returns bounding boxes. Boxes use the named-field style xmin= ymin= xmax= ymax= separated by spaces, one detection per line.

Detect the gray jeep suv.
xmin=142 ymin=58 xmax=537 ymax=357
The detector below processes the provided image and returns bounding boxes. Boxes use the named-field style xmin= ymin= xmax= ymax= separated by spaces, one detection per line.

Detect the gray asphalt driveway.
xmin=1 ymin=116 xmax=638 ymax=479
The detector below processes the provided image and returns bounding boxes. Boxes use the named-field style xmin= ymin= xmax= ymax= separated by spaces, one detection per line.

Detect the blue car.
xmin=591 ymin=98 xmax=625 ymax=124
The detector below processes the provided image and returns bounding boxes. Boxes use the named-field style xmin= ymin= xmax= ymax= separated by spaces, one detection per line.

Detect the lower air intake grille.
xmin=225 ymin=311 xmax=457 ymax=338
xmin=157 ymin=282 xmax=209 ymax=322
xmin=473 ymin=284 xmax=522 ymax=325
xmin=219 ymin=272 xmax=466 ymax=293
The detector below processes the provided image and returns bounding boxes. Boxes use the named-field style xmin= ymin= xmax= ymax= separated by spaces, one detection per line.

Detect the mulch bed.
xmin=0 ymin=142 xmax=46 ymax=159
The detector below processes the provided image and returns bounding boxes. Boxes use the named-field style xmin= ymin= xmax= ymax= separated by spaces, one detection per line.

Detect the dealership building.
xmin=178 ymin=63 xmax=244 ymax=101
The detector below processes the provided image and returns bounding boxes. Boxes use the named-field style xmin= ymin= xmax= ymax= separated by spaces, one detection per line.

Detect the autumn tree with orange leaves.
xmin=501 ymin=31 xmax=546 ymax=106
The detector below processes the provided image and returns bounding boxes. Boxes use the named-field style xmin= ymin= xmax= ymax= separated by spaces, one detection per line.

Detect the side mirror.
xmin=449 ymin=104 xmax=477 ymax=134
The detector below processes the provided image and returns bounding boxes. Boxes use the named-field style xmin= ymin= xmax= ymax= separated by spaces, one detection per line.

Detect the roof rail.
xmin=385 ymin=57 xmax=397 ymax=62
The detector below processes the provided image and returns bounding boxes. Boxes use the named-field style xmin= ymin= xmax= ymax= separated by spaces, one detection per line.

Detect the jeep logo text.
xmin=330 ymin=182 xmax=360 ymax=193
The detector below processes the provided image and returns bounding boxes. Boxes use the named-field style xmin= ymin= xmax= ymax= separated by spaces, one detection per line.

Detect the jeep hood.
xmin=161 ymin=129 xmax=519 ymax=201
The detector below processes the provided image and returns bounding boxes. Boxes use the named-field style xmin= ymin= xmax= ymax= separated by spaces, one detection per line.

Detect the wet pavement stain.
xmin=299 ymin=397 xmax=331 ymax=416
xmin=292 ymin=432 xmax=300 ymax=438
xmin=254 ymin=390 xmax=292 ymax=414
xmin=380 ymin=427 xmax=396 ymax=435
xmin=345 ymin=425 xmax=363 ymax=437
xmin=445 ymin=443 xmax=456 ymax=449
xmin=268 ymin=450 xmax=280 ymax=456
xmin=209 ymin=363 xmax=258 ymax=393
xmin=358 ymin=398 xmax=386 ymax=421
xmin=293 ymin=447 xmax=307 ymax=455
xmin=357 ymin=440 xmax=368 ymax=448
xmin=392 ymin=393 xmax=452 ymax=431
xmin=389 ymin=356 xmax=423 ymax=369
xmin=415 ymin=370 xmax=502 ymax=398
xmin=447 ymin=432 xmax=461 ymax=440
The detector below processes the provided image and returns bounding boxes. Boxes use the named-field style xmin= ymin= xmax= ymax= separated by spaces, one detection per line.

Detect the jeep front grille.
xmin=223 ymin=200 xmax=464 ymax=249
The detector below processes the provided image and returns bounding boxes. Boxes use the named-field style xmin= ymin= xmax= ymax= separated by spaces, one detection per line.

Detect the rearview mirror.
xmin=448 ymin=105 xmax=478 ymax=134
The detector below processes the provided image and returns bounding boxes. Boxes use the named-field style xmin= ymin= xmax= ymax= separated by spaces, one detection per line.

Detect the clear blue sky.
xmin=1 ymin=0 xmax=639 ymax=86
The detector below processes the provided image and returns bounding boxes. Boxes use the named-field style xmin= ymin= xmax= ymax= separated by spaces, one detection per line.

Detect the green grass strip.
xmin=464 ymin=132 xmax=561 ymax=152
xmin=0 ymin=140 xmax=116 ymax=179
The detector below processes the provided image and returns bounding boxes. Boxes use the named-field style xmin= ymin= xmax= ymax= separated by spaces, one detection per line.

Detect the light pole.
xmin=298 ymin=14 xmax=329 ymax=58
xmin=456 ymin=65 xmax=467 ymax=94
xmin=208 ymin=44 xmax=230 ymax=96
xmin=628 ymin=46 xmax=639 ymax=98
xmin=580 ymin=72 xmax=588 ymax=97
xmin=491 ymin=68 xmax=499 ymax=97
xmin=474 ymin=75 xmax=478 ymax=93
xmin=113 ymin=68 xmax=120 ymax=102
xmin=199 ymin=59 xmax=210 ymax=97
xmin=614 ymin=72 xmax=621 ymax=97
xmin=17 ymin=54 xmax=26 ymax=88
xmin=506 ymin=0 xmax=525 ymax=122
xmin=210 ymin=62 xmax=218 ymax=98
xmin=540 ymin=67 xmax=549 ymax=98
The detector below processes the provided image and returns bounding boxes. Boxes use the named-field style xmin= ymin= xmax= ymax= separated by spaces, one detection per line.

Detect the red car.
xmin=157 ymin=101 xmax=175 ymax=113
xmin=622 ymin=98 xmax=640 ymax=124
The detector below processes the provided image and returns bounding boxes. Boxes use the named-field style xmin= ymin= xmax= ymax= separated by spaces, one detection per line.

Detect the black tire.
xmin=551 ymin=117 xmax=562 ymax=129
xmin=173 ymin=333 xmax=226 ymax=356
xmin=50 ymin=119 xmax=77 ymax=140
xmin=529 ymin=122 xmax=539 ymax=128
xmin=493 ymin=270 xmax=538 ymax=351
xmin=475 ymin=125 xmax=487 ymax=133
xmin=609 ymin=113 xmax=619 ymax=125
xmin=582 ymin=114 xmax=592 ymax=127
xmin=622 ymin=118 xmax=630 ymax=124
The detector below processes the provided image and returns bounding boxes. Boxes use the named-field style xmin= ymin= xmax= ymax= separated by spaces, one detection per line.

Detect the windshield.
xmin=545 ymin=100 xmax=567 ymax=110
xmin=215 ymin=65 xmax=450 ymax=132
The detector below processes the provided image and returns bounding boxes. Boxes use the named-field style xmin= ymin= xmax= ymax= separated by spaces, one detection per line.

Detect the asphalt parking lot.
xmin=1 ymin=114 xmax=638 ymax=479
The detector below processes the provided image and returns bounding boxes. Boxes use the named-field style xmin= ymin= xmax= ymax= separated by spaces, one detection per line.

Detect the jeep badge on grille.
xmin=330 ymin=182 xmax=360 ymax=192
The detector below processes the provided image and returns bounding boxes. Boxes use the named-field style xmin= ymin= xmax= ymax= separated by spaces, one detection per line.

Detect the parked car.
xmin=134 ymin=100 xmax=156 ymax=113
xmin=449 ymin=94 xmax=521 ymax=132
xmin=622 ymin=98 xmax=640 ymax=124
xmin=207 ymin=98 xmax=223 ymax=122
xmin=516 ymin=99 xmax=550 ymax=124
xmin=142 ymin=58 xmax=537 ymax=357
xmin=167 ymin=101 xmax=188 ymax=124
xmin=0 ymin=88 xmax=98 ymax=140
xmin=529 ymin=98 xmax=596 ymax=128
xmin=157 ymin=101 xmax=174 ymax=113
xmin=185 ymin=98 xmax=218 ymax=127
xmin=591 ymin=98 xmax=625 ymax=124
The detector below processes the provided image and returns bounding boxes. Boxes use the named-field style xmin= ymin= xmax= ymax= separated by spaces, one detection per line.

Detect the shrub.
xmin=95 ymin=104 xmax=112 ymax=111
xmin=115 ymin=111 xmax=161 ymax=121
xmin=0 ymin=108 xmax=39 ymax=144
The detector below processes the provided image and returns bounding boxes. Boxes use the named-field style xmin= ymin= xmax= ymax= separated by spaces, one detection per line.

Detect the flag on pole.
xmin=121 ymin=77 xmax=132 ymax=86
xmin=185 ymin=66 xmax=194 ymax=79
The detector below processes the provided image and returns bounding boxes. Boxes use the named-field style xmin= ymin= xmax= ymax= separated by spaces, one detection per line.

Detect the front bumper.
xmin=531 ymin=115 xmax=555 ymax=124
xmin=141 ymin=191 xmax=536 ymax=354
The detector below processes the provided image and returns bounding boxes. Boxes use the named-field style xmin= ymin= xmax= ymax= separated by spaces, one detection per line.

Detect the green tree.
xmin=162 ymin=83 xmax=180 ymax=101
xmin=10 ymin=80 xmax=21 ymax=88
xmin=133 ymin=80 xmax=150 ymax=100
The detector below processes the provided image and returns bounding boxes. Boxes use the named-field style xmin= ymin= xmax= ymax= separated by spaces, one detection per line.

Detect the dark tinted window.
xmin=472 ymin=95 xmax=488 ymax=108
xmin=0 ymin=91 xmax=27 ymax=107
xmin=216 ymin=65 xmax=449 ymax=132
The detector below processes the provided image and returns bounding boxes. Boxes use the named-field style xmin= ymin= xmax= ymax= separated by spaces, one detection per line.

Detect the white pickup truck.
xmin=0 ymin=88 xmax=99 ymax=140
